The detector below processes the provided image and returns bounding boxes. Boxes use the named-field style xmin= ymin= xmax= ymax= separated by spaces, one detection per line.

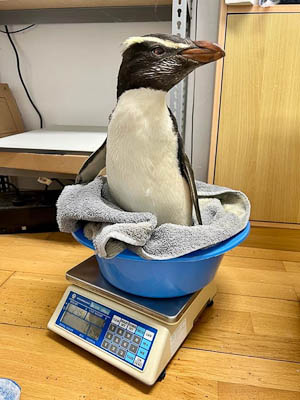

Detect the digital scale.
xmin=48 ymin=256 xmax=216 ymax=385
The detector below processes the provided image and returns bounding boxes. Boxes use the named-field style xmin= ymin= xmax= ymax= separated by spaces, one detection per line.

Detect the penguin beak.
xmin=180 ymin=41 xmax=225 ymax=64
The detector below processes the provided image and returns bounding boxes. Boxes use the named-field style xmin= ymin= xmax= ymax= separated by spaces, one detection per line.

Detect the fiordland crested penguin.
xmin=76 ymin=34 xmax=225 ymax=226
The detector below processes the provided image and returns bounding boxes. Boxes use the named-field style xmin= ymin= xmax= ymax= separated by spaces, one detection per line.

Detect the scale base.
xmin=48 ymin=258 xmax=217 ymax=385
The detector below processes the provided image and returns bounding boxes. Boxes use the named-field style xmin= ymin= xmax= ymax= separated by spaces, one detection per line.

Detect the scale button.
xmin=133 ymin=356 xmax=145 ymax=369
xmin=144 ymin=330 xmax=155 ymax=341
xmin=109 ymin=344 xmax=118 ymax=354
xmin=133 ymin=335 xmax=141 ymax=345
xmin=105 ymin=332 xmax=113 ymax=341
xmin=140 ymin=338 xmax=151 ymax=351
xmin=101 ymin=340 xmax=110 ymax=349
xmin=124 ymin=331 xmax=133 ymax=340
xmin=112 ymin=315 xmax=121 ymax=325
xmin=121 ymin=340 xmax=129 ymax=349
xmin=109 ymin=323 xmax=117 ymax=333
xmin=119 ymin=319 xmax=129 ymax=329
xmin=113 ymin=336 xmax=121 ymax=345
xmin=125 ymin=351 xmax=135 ymax=364
xmin=135 ymin=327 xmax=146 ymax=337
xmin=116 ymin=327 xmax=124 ymax=336
xmin=137 ymin=347 xmax=148 ymax=359
xmin=127 ymin=323 xmax=137 ymax=333
xmin=117 ymin=348 xmax=126 ymax=359
xmin=129 ymin=344 xmax=138 ymax=354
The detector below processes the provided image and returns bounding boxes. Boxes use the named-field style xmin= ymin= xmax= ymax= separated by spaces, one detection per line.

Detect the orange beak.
xmin=181 ymin=41 xmax=225 ymax=64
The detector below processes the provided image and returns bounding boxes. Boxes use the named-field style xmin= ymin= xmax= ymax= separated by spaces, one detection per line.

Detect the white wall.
xmin=0 ymin=5 xmax=220 ymax=185
xmin=0 ymin=21 xmax=171 ymax=130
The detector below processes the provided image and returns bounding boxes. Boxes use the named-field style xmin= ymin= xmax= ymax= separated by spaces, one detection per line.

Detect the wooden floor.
xmin=0 ymin=230 xmax=299 ymax=399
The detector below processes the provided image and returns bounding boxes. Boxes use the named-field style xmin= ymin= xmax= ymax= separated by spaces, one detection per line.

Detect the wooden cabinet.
xmin=209 ymin=3 xmax=300 ymax=228
xmin=0 ymin=84 xmax=24 ymax=138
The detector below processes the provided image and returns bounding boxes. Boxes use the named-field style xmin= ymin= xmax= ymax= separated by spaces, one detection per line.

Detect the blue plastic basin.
xmin=72 ymin=222 xmax=250 ymax=298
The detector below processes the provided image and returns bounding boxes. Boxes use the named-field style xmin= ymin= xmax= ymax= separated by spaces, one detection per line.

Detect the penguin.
xmin=76 ymin=34 xmax=225 ymax=226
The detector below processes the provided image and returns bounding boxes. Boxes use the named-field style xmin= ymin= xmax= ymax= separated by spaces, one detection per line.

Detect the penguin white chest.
xmin=106 ymin=88 xmax=192 ymax=226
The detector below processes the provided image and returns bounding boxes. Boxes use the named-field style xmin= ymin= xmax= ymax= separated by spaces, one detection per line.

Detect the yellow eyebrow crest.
xmin=122 ymin=36 xmax=190 ymax=52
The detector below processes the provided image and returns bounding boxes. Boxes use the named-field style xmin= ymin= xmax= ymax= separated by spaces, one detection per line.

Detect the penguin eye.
xmin=151 ymin=46 xmax=165 ymax=56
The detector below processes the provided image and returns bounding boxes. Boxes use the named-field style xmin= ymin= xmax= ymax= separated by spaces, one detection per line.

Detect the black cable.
xmin=51 ymin=178 xmax=65 ymax=188
xmin=0 ymin=24 xmax=35 ymax=34
xmin=4 ymin=25 xmax=43 ymax=129
xmin=0 ymin=176 xmax=21 ymax=197
xmin=7 ymin=182 xmax=21 ymax=197
xmin=0 ymin=176 xmax=10 ymax=192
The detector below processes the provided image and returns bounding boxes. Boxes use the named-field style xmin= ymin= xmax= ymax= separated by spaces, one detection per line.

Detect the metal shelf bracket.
xmin=170 ymin=0 xmax=192 ymax=138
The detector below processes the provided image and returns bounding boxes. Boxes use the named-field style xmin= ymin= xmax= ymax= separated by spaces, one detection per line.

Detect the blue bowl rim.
xmin=72 ymin=222 xmax=250 ymax=262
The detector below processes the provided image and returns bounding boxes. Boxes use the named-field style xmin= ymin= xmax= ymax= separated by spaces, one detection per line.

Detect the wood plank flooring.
xmin=0 ymin=231 xmax=299 ymax=399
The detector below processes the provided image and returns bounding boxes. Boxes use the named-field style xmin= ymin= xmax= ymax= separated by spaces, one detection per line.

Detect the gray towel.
xmin=57 ymin=177 xmax=250 ymax=260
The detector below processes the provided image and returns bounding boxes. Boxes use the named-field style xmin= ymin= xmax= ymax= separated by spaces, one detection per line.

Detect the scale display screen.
xmin=55 ymin=291 xmax=157 ymax=371
xmin=60 ymin=303 xmax=106 ymax=340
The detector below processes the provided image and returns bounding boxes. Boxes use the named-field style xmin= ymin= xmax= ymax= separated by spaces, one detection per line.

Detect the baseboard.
xmin=243 ymin=225 xmax=300 ymax=252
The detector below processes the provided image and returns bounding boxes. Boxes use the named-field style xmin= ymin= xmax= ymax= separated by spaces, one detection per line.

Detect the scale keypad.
xmin=101 ymin=316 xmax=155 ymax=370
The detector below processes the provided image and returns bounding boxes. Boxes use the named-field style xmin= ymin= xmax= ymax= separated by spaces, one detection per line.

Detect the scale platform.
xmin=66 ymin=256 xmax=200 ymax=324
xmin=48 ymin=257 xmax=216 ymax=385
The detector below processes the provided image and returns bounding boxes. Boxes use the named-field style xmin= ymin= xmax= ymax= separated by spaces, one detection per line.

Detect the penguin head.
xmin=117 ymin=33 xmax=225 ymax=97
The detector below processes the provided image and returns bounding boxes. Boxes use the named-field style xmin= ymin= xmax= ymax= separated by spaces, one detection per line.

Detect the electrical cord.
xmin=0 ymin=24 xmax=35 ymax=34
xmin=0 ymin=176 xmax=10 ymax=192
xmin=3 ymin=25 xmax=43 ymax=128
xmin=6 ymin=181 xmax=21 ymax=197
xmin=51 ymin=178 xmax=65 ymax=188
xmin=0 ymin=176 xmax=26 ymax=205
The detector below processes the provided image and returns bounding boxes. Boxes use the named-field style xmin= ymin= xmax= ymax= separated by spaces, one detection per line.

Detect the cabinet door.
xmin=213 ymin=13 xmax=300 ymax=224
xmin=0 ymin=84 xmax=24 ymax=138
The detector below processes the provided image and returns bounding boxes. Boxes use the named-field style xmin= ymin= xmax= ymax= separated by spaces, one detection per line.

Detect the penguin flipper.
xmin=75 ymin=138 xmax=107 ymax=184
xmin=168 ymin=107 xmax=202 ymax=225
xmin=176 ymin=132 xmax=202 ymax=225
xmin=181 ymin=152 xmax=202 ymax=225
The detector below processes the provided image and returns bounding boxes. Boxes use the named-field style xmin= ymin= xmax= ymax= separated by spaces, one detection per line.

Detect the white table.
xmin=0 ymin=125 xmax=107 ymax=177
